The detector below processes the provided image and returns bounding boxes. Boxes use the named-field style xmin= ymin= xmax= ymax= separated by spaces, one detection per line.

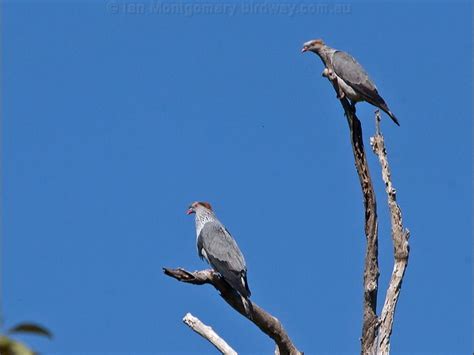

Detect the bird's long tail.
xmin=386 ymin=110 xmax=400 ymax=126
xmin=372 ymin=98 xmax=400 ymax=126
xmin=377 ymin=105 xmax=400 ymax=126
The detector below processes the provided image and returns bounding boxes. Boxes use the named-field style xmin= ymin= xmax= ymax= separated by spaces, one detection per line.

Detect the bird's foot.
xmin=322 ymin=68 xmax=337 ymax=80
xmin=337 ymin=90 xmax=345 ymax=99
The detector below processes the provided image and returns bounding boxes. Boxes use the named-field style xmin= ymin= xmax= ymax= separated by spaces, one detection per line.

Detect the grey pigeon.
xmin=302 ymin=39 xmax=400 ymax=126
xmin=187 ymin=201 xmax=251 ymax=298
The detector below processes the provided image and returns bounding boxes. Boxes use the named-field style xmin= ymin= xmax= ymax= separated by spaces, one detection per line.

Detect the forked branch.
xmin=163 ymin=267 xmax=302 ymax=355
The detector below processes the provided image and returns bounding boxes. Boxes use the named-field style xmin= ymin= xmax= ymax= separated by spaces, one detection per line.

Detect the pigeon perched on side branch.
xmin=187 ymin=202 xmax=251 ymax=300
xmin=302 ymin=39 xmax=400 ymax=126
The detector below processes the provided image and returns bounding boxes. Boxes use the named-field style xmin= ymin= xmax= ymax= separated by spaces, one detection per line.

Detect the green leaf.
xmin=7 ymin=323 xmax=53 ymax=339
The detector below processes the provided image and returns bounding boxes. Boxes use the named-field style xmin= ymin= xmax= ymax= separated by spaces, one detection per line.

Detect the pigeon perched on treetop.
xmin=302 ymin=39 xmax=400 ymax=126
xmin=187 ymin=201 xmax=251 ymax=299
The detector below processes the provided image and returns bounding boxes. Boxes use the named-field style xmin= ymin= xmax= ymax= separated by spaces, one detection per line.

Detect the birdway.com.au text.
xmin=106 ymin=1 xmax=352 ymax=17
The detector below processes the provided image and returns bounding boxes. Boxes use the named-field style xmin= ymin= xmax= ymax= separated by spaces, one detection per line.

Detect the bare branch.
xmin=182 ymin=313 xmax=238 ymax=355
xmin=322 ymin=69 xmax=380 ymax=354
xmin=370 ymin=112 xmax=410 ymax=354
xmin=163 ymin=267 xmax=302 ymax=355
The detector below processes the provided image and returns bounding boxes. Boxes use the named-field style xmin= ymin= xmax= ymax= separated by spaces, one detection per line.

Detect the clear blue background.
xmin=2 ymin=1 xmax=472 ymax=354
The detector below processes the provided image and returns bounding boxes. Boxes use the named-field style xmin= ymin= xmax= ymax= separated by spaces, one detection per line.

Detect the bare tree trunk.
xmin=322 ymin=68 xmax=379 ymax=354
xmin=163 ymin=268 xmax=302 ymax=355
xmin=182 ymin=313 xmax=238 ymax=355
xmin=370 ymin=112 xmax=410 ymax=354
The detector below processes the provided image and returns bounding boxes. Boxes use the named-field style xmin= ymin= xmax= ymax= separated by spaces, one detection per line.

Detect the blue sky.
xmin=2 ymin=1 xmax=472 ymax=354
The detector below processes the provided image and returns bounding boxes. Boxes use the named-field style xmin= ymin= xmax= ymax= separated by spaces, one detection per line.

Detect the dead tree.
xmin=323 ymin=68 xmax=410 ymax=354
xmin=163 ymin=69 xmax=408 ymax=355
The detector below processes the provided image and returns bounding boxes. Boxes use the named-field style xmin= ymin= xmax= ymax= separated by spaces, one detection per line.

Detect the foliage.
xmin=0 ymin=322 xmax=52 ymax=355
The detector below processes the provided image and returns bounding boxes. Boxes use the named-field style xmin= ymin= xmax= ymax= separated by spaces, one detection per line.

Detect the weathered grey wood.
xmin=370 ymin=112 xmax=410 ymax=354
xmin=163 ymin=267 xmax=302 ymax=355
xmin=182 ymin=313 xmax=238 ymax=355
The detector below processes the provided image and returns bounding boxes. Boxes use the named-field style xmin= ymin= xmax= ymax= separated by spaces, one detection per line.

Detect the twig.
xmin=163 ymin=267 xmax=302 ymax=355
xmin=182 ymin=313 xmax=238 ymax=355
xmin=322 ymin=69 xmax=380 ymax=354
xmin=370 ymin=112 xmax=410 ymax=354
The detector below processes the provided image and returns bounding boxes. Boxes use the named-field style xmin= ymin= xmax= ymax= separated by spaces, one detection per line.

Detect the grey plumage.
xmin=188 ymin=201 xmax=251 ymax=299
xmin=197 ymin=221 xmax=251 ymax=297
xmin=302 ymin=39 xmax=400 ymax=126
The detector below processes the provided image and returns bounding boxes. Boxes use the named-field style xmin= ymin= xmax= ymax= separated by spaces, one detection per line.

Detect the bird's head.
xmin=187 ymin=201 xmax=213 ymax=215
xmin=301 ymin=39 xmax=325 ymax=53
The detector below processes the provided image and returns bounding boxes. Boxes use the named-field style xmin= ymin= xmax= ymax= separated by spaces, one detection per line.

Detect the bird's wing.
xmin=198 ymin=221 xmax=251 ymax=297
xmin=197 ymin=232 xmax=206 ymax=261
xmin=333 ymin=51 xmax=400 ymax=125
xmin=332 ymin=51 xmax=383 ymax=102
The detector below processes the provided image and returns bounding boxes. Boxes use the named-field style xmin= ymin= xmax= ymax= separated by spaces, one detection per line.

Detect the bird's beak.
xmin=186 ymin=208 xmax=194 ymax=215
xmin=301 ymin=46 xmax=308 ymax=53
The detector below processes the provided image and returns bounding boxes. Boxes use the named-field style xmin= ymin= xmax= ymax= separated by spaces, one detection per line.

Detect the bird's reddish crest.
xmin=196 ymin=201 xmax=213 ymax=211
